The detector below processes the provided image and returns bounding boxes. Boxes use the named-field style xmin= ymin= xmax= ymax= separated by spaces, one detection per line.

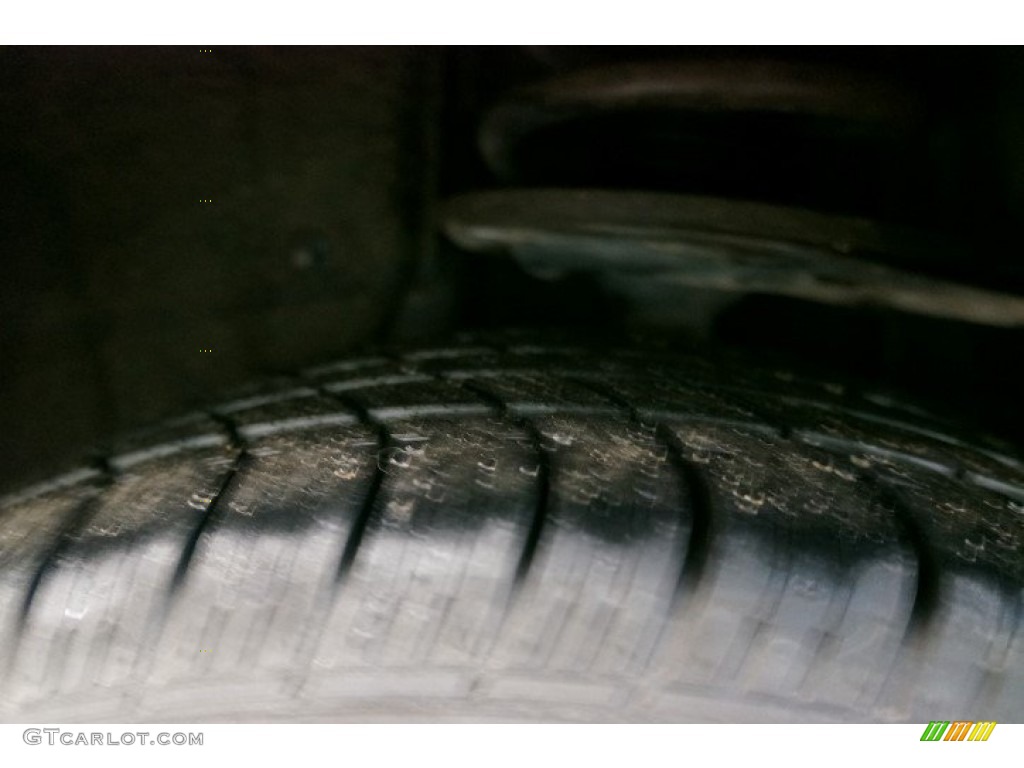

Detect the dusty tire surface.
xmin=1 ymin=342 xmax=1022 ymax=722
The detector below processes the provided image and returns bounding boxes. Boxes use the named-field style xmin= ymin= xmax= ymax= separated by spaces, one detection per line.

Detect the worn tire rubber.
xmin=1 ymin=342 xmax=1022 ymax=722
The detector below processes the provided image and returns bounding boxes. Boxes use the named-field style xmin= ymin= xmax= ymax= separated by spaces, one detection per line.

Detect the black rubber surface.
xmin=1 ymin=343 xmax=1022 ymax=722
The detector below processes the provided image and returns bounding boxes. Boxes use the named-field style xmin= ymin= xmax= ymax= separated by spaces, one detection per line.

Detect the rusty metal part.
xmin=442 ymin=189 xmax=1024 ymax=328
xmin=480 ymin=59 xmax=923 ymax=182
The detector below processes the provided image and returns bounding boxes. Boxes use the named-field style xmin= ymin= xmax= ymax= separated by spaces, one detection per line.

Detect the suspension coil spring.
xmin=442 ymin=51 xmax=1024 ymax=329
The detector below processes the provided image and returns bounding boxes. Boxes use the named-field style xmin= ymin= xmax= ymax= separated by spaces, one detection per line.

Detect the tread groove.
xmin=266 ymin=383 xmax=394 ymax=696
xmin=659 ymin=426 xmax=716 ymax=602
xmin=168 ymin=411 xmax=249 ymax=597
xmin=457 ymin=379 xmax=550 ymax=590
xmin=313 ymin=386 xmax=391 ymax=584
xmin=336 ymin=429 xmax=386 ymax=584
xmin=208 ymin=409 xmax=246 ymax=449
xmin=168 ymin=453 xmax=247 ymax=597
xmin=17 ymin=477 xmax=112 ymax=631
xmin=5 ymin=459 xmax=116 ymax=686
xmin=865 ymin=477 xmax=941 ymax=640
xmin=569 ymin=376 xmax=715 ymax=600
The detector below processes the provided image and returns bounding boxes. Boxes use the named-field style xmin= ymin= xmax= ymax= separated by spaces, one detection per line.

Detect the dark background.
xmin=2 ymin=46 xmax=1023 ymax=494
